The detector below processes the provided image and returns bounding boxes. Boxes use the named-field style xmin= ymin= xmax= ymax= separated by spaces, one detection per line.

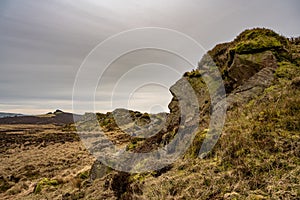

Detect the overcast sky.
xmin=0 ymin=0 xmax=299 ymax=114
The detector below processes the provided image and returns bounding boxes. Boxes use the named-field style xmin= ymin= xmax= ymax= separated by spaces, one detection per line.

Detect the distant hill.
xmin=0 ymin=112 xmax=24 ymax=118
xmin=0 ymin=110 xmax=82 ymax=125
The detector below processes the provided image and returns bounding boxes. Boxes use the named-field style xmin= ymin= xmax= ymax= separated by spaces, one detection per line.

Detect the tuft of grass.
xmin=275 ymin=61 xmax=299 ymax=80
xmin=78 ymin=171 xmax=89 ymax=180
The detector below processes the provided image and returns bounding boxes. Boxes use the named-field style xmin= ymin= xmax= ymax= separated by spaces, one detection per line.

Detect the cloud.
xmin=0 ymin=0 xmax=299 ymax=114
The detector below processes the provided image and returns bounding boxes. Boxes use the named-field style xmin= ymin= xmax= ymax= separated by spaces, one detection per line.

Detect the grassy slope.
xmin=124 ymin=61 xmax=299 ymax=200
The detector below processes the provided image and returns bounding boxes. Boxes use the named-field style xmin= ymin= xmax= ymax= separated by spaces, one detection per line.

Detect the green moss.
xmin=34 ymin=183 xmax=42 ymax=194
xmin=264 ymin=85 xmax=276 ymax=93
xmin=79 ymin=171 xmax=89 ymax=180
xmin=184 ymin=69 xmax=202 ymax=78
xmin=126 ymin=138 xmax=144 ymax=151
xmin=126 ymin=142 xmax=137 ymax=151
xmin=34 ymin=178 xmax=59 ymax=194
xmin=275 ymin=61 xmax=300 ymax=79
xmin=185 ymin=130 xmax=207 ymax=159
xmin=205 ymin=28 xmax=291 ymax=74
xmin=234 ymin=28 xmax=288 ymax=46
xmin=234 ymin=35 xmax=282 ymax=54
xmin=129 ymin=173 xmax=153 ymax=183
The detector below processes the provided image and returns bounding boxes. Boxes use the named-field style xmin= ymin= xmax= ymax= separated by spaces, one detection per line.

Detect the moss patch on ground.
xmin=34 ymin=178 xmax=60 ymax=194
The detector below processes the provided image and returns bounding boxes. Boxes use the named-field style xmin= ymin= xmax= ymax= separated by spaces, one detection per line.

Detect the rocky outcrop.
xmin=221 ymin=50 xmax=278 ymax=108
xmin=135 ymin=28 xmax=292 ymax=156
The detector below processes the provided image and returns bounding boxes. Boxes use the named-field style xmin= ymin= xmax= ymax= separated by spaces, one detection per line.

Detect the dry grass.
xmin=0 ymin=124 xmax=94 ymax=200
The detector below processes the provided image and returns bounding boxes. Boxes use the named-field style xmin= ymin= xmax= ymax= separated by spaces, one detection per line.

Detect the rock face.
xmin=134 ymin=28 xmax=294 ymax=155
xmin=89 ymin=159 xmax=111 ymax=181
xmin=226 ymin=51 xmax=277 ymax=89
xmin=222 ymin=50 xmax=278 ymax=109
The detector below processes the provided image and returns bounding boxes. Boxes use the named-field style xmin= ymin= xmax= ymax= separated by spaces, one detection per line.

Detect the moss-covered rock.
xmin=234 ymin=35 xmax=283 ymax=54
xmin=205 ymin=28 xmax=291 ymax=79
